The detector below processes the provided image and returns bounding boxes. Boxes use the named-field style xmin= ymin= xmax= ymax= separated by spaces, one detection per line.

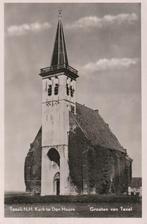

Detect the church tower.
xmin=39 ymin=14 xmax=78 ymax=195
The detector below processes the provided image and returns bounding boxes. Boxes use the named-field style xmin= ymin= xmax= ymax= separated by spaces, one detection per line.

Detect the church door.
xmin=54 ymin=172 xmax=60 ymax=195
xmin=55 ymin=178 xmax=60 ymax=195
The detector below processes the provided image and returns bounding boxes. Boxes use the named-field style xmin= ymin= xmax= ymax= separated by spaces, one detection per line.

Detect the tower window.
xmin=70 ymin=86 xmax=74 ymax=97
xmin=71 ymin=105 xmax=75 ymax=113
xmin=48 ymin=85 xmax=52 ymax=96
xmin=66 ymin=84 xmax=69 ymax=96
xmin=54 ymin=83 xmax=59 ymax=95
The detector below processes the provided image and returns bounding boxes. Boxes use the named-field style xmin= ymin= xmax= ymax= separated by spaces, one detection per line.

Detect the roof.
xmin=131 ymin=177 xmax=142 ymax=188
xmin=71 ymin=103 xmax=126 ymax=152
xmin=51 ymin=18 xmax=68 ymax=66
xmin=32 ymin=103 xmax=126 ymax=153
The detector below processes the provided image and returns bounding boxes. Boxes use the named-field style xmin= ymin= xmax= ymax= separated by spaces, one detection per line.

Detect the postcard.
xmin=1 ymin=1 xmax=146 ymax=223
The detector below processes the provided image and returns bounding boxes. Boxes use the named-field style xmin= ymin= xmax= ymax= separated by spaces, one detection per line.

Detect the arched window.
xmin=66 ymin=84 xmax=69 ymax=96
xmin=47 ymin=148 xmax=60 ymax=167
xmin=70 ymin=86 xmax=74 ymax=97
xmin=54 ymin=83 xmax=59 ymax=95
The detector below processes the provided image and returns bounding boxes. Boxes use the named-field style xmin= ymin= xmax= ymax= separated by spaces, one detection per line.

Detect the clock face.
xmin=46 ymin=100 xmax=59 ymax=107
xmin=46 ymin=101 xmax=51 ymax=106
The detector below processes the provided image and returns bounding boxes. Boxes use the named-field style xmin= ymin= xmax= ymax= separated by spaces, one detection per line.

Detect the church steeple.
xmin=41 ymin=13 xmax=79 ymax=196
xmin=51 ymin=16 xmax=68 ymax=66
xmin=39 ymin=13 xmax=78 ymax=80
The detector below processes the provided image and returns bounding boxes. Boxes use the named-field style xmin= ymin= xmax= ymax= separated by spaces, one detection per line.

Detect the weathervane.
xmin=58 ymin=9 xmax=62 ymax=19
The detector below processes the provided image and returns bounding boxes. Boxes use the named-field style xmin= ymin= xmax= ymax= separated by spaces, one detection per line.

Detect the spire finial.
xmin=58 ymin=9 xmax=62 ymax=20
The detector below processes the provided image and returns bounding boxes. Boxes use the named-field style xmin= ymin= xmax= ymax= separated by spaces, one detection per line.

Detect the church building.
xmin=24 ymin=15 xmax=132 ymax=196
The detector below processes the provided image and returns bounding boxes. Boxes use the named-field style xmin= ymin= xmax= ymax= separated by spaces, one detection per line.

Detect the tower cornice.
xmin=39 ymin=64 xmax=78 ymax=79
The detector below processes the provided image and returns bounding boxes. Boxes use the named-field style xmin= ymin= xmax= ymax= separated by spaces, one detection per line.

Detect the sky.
xmin=4 ymin=3 xmax=141 ymax=191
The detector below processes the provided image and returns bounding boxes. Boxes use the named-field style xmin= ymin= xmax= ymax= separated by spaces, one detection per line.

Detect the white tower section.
xmin=39 ymin=17 xmax=78 ymax=195
xmin=42 ymin=74 xmax=76 ymax=146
